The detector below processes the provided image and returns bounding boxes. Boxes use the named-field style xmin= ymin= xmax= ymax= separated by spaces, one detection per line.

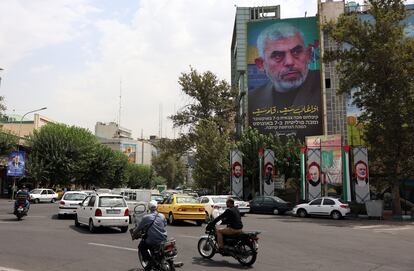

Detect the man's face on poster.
xmin=233 ymin=165 xmax=242 ymax=178
xmin=356 ymin=162 xmax=367 ymax=180
xmin=257 ymin=33 xmax=311 ymax=93
xmin=265 ymin=165 xmax=273 ymax=176
xmin=309 ymin=165 xmax=319 ymax=182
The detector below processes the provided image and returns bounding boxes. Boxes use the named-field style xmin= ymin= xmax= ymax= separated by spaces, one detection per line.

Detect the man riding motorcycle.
xmin=14 ymin=185 xmax=30 ymax=213
xmin=206 ymin=197 xmax=243 ymax=253
xmin=135 ymin=200 xmax=167 ymax=271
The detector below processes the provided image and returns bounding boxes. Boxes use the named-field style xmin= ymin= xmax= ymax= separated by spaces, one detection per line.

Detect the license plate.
xmin=18 ymin=207 xmax=23 ymax=211
xmin=106 ymin=209 xmax=120 ymax=214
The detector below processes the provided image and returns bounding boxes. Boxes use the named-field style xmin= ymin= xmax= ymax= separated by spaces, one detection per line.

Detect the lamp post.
xmin=12 ymin=107 xmax=47 ymax=200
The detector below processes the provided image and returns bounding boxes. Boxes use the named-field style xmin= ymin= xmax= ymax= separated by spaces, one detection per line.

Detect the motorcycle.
xmin=14 ymin=203 xmax=28 ymax=220
xmin=197 ymin=224 xmax=260 ymax=266
xmin=130 ymin=204 xmax=179 ymax=271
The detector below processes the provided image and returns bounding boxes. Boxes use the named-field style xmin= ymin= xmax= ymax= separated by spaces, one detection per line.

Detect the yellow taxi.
xmin=157 ymin=194 xmax=205 ymax=226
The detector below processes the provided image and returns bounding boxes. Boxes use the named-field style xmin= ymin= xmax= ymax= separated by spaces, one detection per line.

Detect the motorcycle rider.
xmin=135 ymin=200 xmax=167 ymax=271
xmin=14 ymin=185 xmax=30 ymax=213
xmin=207 ymin=197 xmax=243 ymax=252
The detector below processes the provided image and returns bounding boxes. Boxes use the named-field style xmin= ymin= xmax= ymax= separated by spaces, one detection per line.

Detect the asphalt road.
xmin=0 ymin=199 xmax=413 ymax=271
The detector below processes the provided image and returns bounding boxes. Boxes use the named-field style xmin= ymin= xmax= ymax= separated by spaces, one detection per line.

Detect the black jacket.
xmin=212 ymin=207 xmax=243 ymax=230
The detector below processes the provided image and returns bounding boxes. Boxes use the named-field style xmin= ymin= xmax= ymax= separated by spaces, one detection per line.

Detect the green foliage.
xmin=192 ymin=119 xmax=231 ymax=193
xmin=26 ymin=123 xmax=129 ymax=189
xmin=126 ymin=163 xmax=153 ymax=189
xmin=152 ymin=139 xmax=186 ymax=189
xmin=171 ymin=67 xmax=238 ymax=134
xmin=236 ymin=128 xmax=302 ymax=196
xmin=0 ymin=129 xmax=17 ymax=156
xmin=324 ymin=0 xmax=414 ymax=215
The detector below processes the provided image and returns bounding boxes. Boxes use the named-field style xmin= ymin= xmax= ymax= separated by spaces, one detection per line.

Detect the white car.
xmin=58 ymin=191 xmax=88 ymax=218
xmin=229 ymin=196 xmax=250 ymax=216
xmin=30 ymin=188 xmax=59 ymax=203
xmin=75 ymin=193 xmax=129 ymax=233
xmin=292 ymin=197 xmax=350 ymax=220
xmin=199 ymin=196 xmax=227 ymax=220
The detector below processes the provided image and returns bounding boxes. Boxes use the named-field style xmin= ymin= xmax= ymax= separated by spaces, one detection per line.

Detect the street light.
xmin=12 ymin=107 xmax=47 ymax=200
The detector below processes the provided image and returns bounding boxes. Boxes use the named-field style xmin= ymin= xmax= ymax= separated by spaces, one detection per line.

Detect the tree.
xmin=170 ymin=67 xmax=238 ymax=136
xmin=192 ymin=119 xmax=231 ymax=193
xmin=0 ymin=96 xmax=6 ymax=120
xmin=0 ymin=129 xmax=17 ymax=156
xmin=324 ymin=0 xmax=414 ymax=215
xmin=152 ymin=139 xmax=186 ymax=189
xmin=126 ymin=163 xmax=153 ymax=189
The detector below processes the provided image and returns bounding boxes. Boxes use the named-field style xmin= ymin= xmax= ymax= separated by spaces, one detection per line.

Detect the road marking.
xmin=374 ymin=227 xmax=412 ymax=232
xmin=0 ymin=267 xmax=24 ymax=271
xmin=0 ymin=215 xmax=46 ymax=218
xmin=88 ymin=242 xmax=138 ymax=252
xmin=353 ymin=225 xmax=384 ymax=229
xmin=0 ymin=222 xmax=15 ymax=224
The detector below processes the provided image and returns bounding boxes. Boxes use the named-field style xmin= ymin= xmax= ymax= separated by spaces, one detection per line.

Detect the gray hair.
xmin=257 ymin=23 xmax=305 ymax=58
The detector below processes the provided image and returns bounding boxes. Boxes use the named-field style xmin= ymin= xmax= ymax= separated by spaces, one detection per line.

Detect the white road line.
xmin=177 ymin=235 xmax=199 ymax=239
xmin=0 ymin=222 xmax=15 ymax=224
xmin=88 ymin=242 xmax=138 ymax=252
xmin=0 ymin=267 xmax=24 ymax=271
xmin=374 ymin=227 xmax=412 ymax=232
xmin=353 ymin=225 xmax=384 ymax=229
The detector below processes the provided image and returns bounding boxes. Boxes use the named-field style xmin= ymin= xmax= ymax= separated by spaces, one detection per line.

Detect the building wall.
xmin=95 ymin=122 xmax=132 ymax=139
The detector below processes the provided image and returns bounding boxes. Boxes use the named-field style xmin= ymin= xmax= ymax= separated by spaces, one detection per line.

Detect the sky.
xmin=0 ymin=0 xmax=412 ymax=139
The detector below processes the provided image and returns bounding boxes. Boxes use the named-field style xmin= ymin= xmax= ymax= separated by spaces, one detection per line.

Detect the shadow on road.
xmin=69 ymin=224 xmax=127 ymax=234
xmin=0 ymin=217 xmax=20 ymax=222
xmin=191 ymin=257 xmax=252 ymax=270
xmin=169 ymin=220 xmax=205 ymax=227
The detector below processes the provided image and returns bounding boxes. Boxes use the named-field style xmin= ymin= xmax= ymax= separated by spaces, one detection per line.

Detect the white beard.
xmin=267 ymin=68 xmax=308 ymax=93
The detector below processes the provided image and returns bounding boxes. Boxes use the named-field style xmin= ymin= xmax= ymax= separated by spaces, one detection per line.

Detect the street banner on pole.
xmin=300 ymin=147 xmax=306 ymax=200
xmin=231 ymin=150 xmax=243 ymax=198
xmin=263 ymin=149 xmax=275 ymax=196
xmin=306 ymin=148 xmax=321 ymax=200
xmin=7 ymin=151 xmax=25 ymax=177
xmin=352 ymin=146 xmax=370 ymax=203
xmin=321 ymin=135 xmax=342 ymax=185
xmin=342 ymin=146 xmax=352 ymax=202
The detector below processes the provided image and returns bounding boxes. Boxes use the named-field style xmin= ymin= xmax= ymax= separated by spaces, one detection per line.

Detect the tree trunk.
xmin=391 ymin=180 xmax=402 ymax=216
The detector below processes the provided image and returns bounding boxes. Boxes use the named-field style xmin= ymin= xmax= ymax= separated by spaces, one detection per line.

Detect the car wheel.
xmin=273 ymin=208 xmax=279 ymax=215
xmin=34 ymin=198 xmax=40 ymax=204
xmin=58 ymin=214 xmax=63 ymax=219
xmin=168 ymin=213 xmax=175 ymax=225
xmin=331 ymin=210 xmax=342 ymax=220
xmin=196 ymin=220 xmax=203 ymax=226
xmin=297 ymin=209 xmax=307 ymax=218
xmin=89 ymin=219 xmax=96 ymax=233
xmin=51 ymin=198 xmax=56 ymax=203
xmin=74 ymin=216 xmax=80 ymax=227
xmin=119 ymin=226 xmax=128 ymax=233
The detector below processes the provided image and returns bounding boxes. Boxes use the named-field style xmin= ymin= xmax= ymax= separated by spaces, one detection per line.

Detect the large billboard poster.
xmin=247 ymin=17 xmax=322 ymax=139
xmin=121 ymin=144 xmax=137 ymax=163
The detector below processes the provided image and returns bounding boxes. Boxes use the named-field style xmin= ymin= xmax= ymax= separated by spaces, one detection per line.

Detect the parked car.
xmin=199 ymin=195 xmax=227 ymax=220
xmin=58 ymin=191 xmax=88 ymax=218
xmin=157 ymin=194 xmax=206 ymax=226
xmin=249 ymin=196 xmax=292 ymax=215
xmin=75 ymin=193 xmax=129 ymax=233
xmin=292 ymin=197 xmax=350 ymax=220
xmin=30 ymin=188 xmax=59 ymax=203
xmin=229 ymin=196 xmax=250 ymax=216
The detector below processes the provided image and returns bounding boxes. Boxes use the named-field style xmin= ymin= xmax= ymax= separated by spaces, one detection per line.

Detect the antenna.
xmin=118 ymin=78 xmax=122 ymax=127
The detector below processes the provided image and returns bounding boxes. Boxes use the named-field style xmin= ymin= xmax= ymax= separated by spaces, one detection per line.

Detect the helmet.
xmin=148 ymin=200 xmax=158 ymax=210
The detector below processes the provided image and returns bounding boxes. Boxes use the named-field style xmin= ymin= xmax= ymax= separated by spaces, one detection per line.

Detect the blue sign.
xmin=7 ymin=151 xmax=25 ymax=177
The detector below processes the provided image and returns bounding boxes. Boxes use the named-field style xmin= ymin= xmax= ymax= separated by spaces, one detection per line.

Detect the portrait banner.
xmin=230 ymin=150 xmax=243 ymax=198
xmin=263 ymin=149 xmax=275 ymax=196
xmin=352 ymin=146 xmax=370 ymax=203
xmin=247 ymin=17 xmax=322 ymax=139
xmin=321 ymin=135 xmax=342 ymax=185
xmin=306 ymin=148 xmax=321 ymax=200
xmin=7 ymin=151 xmax=25 ymax=177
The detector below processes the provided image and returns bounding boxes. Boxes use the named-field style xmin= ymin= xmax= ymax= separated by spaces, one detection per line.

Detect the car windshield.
xmin=272 ymin=196 xmax=286 ymax=203
xmin=212 ymin=197 xmax=227 ymax=203
xmin=30 ymin=189 xmax=42 ymax=194
xmin=176 ymin=197 xmax=198 ymax=204
xmin=99 ymin=197 xmax=126 ymax=207
xmin=63 ymin=193 xmax=87 ymax=201
xmin=151 ymin=195 xmax=163 ymax=202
